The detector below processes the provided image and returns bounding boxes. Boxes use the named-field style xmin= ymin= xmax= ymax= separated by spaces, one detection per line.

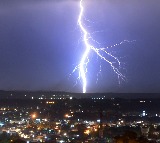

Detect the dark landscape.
xmin=0 ymin=91 xmax=160 ymax=142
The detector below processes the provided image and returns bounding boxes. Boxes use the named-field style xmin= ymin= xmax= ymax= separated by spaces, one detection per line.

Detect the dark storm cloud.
xmin=0 ymin=0 xmax=78 ymax=90
xmin=0 ymin=0 xmax=160 ymax=93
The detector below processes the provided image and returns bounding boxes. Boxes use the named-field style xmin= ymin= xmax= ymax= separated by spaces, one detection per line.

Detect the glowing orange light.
xmin=32 ymin=114 xmax=36 ymax=118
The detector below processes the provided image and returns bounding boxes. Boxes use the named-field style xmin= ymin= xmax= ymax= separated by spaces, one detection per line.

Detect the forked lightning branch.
xmin=73 ymin=0 xmax=133 ymax=93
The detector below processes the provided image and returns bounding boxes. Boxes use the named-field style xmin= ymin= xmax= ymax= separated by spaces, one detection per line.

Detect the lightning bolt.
xmin=72 ymin=0 xmax=133 ymax=93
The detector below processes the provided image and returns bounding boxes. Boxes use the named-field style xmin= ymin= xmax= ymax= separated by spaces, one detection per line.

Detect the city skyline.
xmin=0 ymin=0 xmax=160 ymax=93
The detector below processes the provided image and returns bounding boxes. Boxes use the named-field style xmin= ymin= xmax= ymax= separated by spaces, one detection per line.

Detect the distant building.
xmin=141 ymin=126 xmax=150 ymax=137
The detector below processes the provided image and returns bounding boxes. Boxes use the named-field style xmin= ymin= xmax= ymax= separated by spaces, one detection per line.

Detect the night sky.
xmin=0 ymin=0 xmax=160 ymax=93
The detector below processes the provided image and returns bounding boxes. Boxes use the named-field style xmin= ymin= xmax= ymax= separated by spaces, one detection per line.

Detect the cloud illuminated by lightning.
xmin=72 ymin=0 xmax=133 ymax=93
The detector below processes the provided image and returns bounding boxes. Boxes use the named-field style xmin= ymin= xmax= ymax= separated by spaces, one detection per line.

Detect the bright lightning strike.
xmin=73 ymin=0 xmax=133 ymax=93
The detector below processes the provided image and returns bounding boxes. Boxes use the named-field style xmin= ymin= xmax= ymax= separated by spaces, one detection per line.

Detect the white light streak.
xmin=73 ymin=0 xmax=134 ymax=93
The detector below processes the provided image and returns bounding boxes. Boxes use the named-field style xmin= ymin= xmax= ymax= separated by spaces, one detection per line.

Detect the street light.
xmin=32 ymin=114 xmax=36 ymax=119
